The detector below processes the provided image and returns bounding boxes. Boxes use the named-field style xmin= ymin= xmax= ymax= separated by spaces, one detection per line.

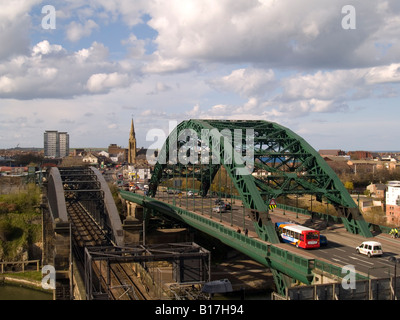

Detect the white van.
xmin=356 ymin=241 xmax=383 ymax=257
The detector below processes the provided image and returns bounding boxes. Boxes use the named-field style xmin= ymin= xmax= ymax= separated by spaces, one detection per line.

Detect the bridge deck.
xmin=123 ymin=189 xmax=400 ymax=280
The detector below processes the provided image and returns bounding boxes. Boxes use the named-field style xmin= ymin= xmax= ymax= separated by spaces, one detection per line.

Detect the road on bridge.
xmin=136 ymin=189 xmax=400 ymax=280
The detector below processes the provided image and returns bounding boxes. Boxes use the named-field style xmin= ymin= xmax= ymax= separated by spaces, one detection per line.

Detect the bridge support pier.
xmin=123 ymin=217 xmax=143 ymax=245
xmin=53 ymin=221 xmax=71 ymax=300
xmin=123 ymin=201 xmax=144 ymax=245
xmin=41 ymin=191 xmax=72 ymax=300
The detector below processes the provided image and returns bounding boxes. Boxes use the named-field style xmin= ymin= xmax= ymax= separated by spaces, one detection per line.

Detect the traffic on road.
xmin=120 ymin=183 xmax=400 ymax=279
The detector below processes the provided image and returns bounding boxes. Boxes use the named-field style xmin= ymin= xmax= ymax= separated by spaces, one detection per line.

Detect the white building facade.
xmin=386 ymin=181 xmax=400 ymax=225
xmin=386 ymin=181 xmax=400 ymax=206
xmin=44 ymin=130 xmax=69 ymax=158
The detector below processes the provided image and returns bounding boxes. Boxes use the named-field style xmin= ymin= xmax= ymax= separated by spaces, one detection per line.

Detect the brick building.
xmin=386 ymin=181 xmax=400 ymax=226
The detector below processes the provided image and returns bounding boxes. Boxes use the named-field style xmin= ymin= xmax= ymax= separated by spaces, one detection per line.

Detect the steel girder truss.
xmin=84 ymin=243 xmax=211 ymax=300
xmin=149 ymin=119 xmax=372 ymax=240
xmin=59 ymin=167 xmax=114 ymax=245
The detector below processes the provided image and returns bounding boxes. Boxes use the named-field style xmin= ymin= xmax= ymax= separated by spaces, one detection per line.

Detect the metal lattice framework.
xmin=47 ymin=167 xmax=124 ymax=247
xmin=149 ymin=119 xmax=372 ymax=241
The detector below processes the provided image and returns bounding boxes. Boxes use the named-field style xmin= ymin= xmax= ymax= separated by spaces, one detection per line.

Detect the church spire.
xmin=129 ymin=118 xmax=135 ymax=139
xmin=128 ymin=118 xmax=137 ymax=164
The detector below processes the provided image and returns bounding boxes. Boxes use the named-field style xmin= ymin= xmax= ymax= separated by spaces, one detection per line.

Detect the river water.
xmin=0 ymin=284 xmax=52 ymax=300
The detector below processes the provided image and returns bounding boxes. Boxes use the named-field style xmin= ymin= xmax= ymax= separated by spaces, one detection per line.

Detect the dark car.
xmin=320 ymin=235 xmax=328 ymax=246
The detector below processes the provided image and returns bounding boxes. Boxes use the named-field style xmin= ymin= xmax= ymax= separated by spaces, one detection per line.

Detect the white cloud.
xmin=0 ymin=41 xmax=137 ymax=99
xmin=143 ymin=0 xmax=400 ymax=69
xmin=121 ymin=34 xmax=147 ymax=59
xmin=365 ymin=64 xmax=400 ymax=84
xmin=0 ymin=0 xmax=41 ymax=60
xmin=87 ymin=72 xmax=130 ymax=93
xmin=209 ymin=68 xmax=275 ymax=97
xmin=32 ymin=41 xmax=64 ymax=56
xmin=143 ymin=52 xmax=193 ymax=73
xmin=66 ymin=19 xmax=99 ymax=42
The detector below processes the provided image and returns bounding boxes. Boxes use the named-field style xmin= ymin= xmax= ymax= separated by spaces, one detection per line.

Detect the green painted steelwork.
xmin=144 ymin=119 xmax=372 ymax=293
xmin=120 ymin=190 xmax=368 ymax=290
xmin=120 ymin=190 xmax=314 ymax=284
xmin=314 ymin=259 xmax=368 ymax=281
xmin=149 ymin=119 xmax=372 ymax=238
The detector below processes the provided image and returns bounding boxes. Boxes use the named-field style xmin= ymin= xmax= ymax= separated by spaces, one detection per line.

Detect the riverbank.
xmin=0 ymin=282 xmax=52 ymax=300
xmin=0 ymin=272 xmax=52 ymax=296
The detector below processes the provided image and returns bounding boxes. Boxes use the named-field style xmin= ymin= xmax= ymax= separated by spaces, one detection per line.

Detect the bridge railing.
xmin=120 ymin=190 xmax=314 ymax=284
xmin=121 ymin=191 xmax=375 ymax=284
xmin=314 ymin=259 xmax=368 ymax=281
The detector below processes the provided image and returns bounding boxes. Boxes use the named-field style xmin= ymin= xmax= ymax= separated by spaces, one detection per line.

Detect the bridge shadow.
xmin=211 ymin=254 xmax=274 ymax=293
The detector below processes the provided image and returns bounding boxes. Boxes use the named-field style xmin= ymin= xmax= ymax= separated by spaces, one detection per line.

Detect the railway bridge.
xmin=42 ymin=166 xmax=210 ymax=300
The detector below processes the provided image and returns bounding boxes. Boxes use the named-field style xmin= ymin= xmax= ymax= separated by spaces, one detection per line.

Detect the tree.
xmin=344 ymin=181 xmax=354 ymax=191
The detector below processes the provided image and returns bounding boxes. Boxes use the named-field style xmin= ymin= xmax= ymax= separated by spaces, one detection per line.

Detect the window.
xmin=306 ymin=232 xmax=319 ymax=240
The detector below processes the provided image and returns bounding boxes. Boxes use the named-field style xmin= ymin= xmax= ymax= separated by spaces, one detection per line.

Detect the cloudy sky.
xmin=1 ymin=0 xmax=400 ymax=151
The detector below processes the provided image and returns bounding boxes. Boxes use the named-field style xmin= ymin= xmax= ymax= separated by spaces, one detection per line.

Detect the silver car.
xmin=213 ymin=205 xmax=226 ymax=213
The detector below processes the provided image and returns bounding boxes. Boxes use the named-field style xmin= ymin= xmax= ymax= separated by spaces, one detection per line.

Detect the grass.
xmin=1 ymin=271 xmax=42 ymax=282
xmin=0 ymin=184 xmax=42 ymax=261
xmin=0 ymin=183 xmax=40 ymax=214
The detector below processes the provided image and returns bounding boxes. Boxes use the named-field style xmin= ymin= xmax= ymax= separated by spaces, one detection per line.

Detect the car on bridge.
xmin=222 ymin=203 xmax=231 ymax=210
xmin=214 ymin=199 xmax=231 ymax=210
xmin=356 ymin=241 xmax=383 ymax=257
xmin=213 ymin=205 xmax=226 ymax=213
xmin=319 ymin=235 xmax=328 ymax=246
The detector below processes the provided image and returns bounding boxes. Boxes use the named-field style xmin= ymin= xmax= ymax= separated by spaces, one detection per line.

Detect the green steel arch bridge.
xmin=120 ymin=119 xmax=374 ymax=295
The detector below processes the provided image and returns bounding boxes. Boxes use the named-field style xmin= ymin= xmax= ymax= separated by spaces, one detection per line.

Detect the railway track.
xmin=67 ymin=201 xmax=109 ymax=247
xmin=67 ymin=201 xmax=148 ymax=300
xmin=90 ymin=260 xmax=148 ymax=300
xmin=108 ymin=262 xmax=148 ymax=300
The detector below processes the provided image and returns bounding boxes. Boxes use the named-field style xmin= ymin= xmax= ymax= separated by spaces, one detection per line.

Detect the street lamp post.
xmin=388 ymin=257 xmax=399 ymax=300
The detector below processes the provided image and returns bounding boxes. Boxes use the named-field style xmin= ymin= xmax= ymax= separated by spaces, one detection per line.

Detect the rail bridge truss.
xmin=43 ymin=166 xmax=211 ymax=299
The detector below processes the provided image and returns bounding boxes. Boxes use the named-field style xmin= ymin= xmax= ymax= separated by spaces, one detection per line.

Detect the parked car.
xmin=187 ymin=191 xmax=194 ymax=197
xmin=356 ymin=241 xmax=383 ymax=257
xmin=213 ymin=206 xmax=226 ymax=213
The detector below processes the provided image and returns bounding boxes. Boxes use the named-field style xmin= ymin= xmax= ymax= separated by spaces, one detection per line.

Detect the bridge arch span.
xmin=149 ymin=119 xmax=372 ymax=240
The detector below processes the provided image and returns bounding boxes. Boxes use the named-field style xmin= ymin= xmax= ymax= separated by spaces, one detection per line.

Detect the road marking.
xmin=374 ymin=259 xmax=395 ymax=268
xmin=348 ymin=255 xmax=374 ymax=265
xmin=333 ymin=248 xmax=346 ymax=253
xmin=331 ymin=258 xmax=350 ymax=267
xmin=331 ymin=256 xmax=349 ymax=264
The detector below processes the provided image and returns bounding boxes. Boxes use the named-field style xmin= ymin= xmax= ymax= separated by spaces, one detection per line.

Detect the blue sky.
xmin=1 ymin=0 xmax=400 ymax=151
